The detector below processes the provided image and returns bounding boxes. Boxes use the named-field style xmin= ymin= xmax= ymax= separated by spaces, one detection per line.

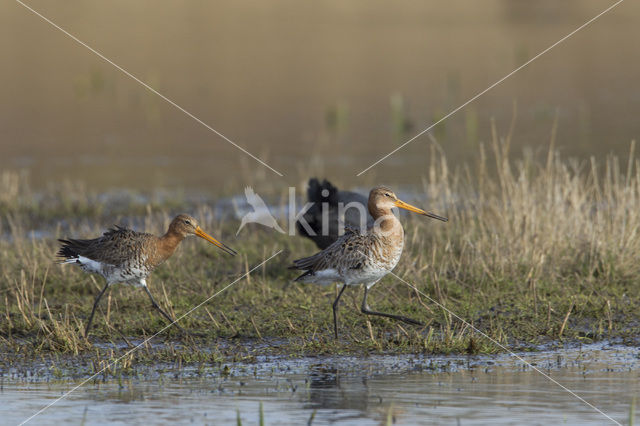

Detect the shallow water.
xmin=3 ymin=343 xmax=639 ymax=425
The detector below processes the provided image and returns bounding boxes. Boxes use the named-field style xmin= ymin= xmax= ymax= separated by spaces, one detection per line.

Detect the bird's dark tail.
xmin=56 ymin=238 xmax=88 ymax=262
xmin=287 ymin=263 xmax=313 ymax=282
xmin=288 ymin=250 xmax=322 ymax=281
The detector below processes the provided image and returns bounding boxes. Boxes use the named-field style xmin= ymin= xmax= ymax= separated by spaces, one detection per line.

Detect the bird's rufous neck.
xmin=157 ymin=230 xmax=185 ymax=262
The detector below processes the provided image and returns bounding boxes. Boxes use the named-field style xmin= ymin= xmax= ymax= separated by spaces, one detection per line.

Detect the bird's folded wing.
xmin=291 ymin=228 xmax=370 ymax=272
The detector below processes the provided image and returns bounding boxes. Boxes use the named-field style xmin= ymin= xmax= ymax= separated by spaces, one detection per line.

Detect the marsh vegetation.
xmin=1 ymin=135 xmax=639 ymax=373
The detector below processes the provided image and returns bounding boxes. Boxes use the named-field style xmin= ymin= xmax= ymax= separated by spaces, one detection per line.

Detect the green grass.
xmin=1 ymin=137 xmax=639 ymax=376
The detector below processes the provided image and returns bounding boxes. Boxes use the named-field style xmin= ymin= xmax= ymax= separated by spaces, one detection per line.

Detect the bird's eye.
xmin=385 ymin=193 xmax=390 ymax=197
xmin=184 ymin=220 xmax=191 ymax=225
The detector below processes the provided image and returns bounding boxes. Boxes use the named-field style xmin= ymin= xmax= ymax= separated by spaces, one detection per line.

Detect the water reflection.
xmin=2 ymin=343 xmax=639 ymax=425
xmin=307 ymin=365 xmax=369 ymax=414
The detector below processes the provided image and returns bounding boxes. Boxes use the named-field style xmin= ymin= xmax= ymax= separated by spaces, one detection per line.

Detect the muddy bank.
xmin=1 ymin=339 xmax=637 ymax=383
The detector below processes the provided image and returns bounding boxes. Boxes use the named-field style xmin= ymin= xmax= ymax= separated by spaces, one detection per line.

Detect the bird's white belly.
xmin=342 ymin=267 xmax=387 ymax=286
xmin=109 ymin=267 xmax=150 ymax=286
xmin=75 ymin=256 xmax=150 ymax=286
xmin=74 ymin=256 xmax=104 ymax=275
xmin=308 ymin=268 xmax=342 ymax=285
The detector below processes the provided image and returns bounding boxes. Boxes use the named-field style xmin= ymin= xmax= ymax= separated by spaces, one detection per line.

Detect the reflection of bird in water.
xmin=291 ymin=187 xmax=447 ymax=338
xmin=306 ymin=365 xmax=369 ymax=413
xmin=58 ymin=214 xmax=236 ymax=337
xmin=296 ymin=178 xmax=373 ymax=249
xmin=236 ymin=186 xmax=285 ymax=235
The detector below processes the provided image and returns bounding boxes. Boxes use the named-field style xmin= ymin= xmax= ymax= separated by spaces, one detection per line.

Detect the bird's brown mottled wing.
xmin=58 ymin=226 xmax=155 ymax=267
xmin=290 ymin=227 xmax=371 ymax=276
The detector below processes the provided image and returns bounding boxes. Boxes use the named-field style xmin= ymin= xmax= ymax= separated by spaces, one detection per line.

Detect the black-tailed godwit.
xmin=290 ymin=187 xmax=447 ymax=338
xmin=57 ymin=214 xmax=236 ymax=337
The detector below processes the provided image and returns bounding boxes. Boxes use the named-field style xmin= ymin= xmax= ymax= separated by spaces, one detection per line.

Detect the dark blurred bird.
xmin=57 ymin=214 xmax=237 ymax=337
xmin=296 ymin=178 xmax=373 ymax=249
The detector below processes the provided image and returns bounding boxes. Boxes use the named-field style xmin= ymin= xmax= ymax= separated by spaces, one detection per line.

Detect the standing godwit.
xmin=290 ymin=186 xmax=447 ymax=338
xmin=57 ymin=214 xmax=237 ymax=337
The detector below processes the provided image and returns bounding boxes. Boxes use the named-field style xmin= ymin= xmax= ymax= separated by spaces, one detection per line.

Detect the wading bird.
xmin=57 ymin=214 xmax=237 ymax=337
xmin=290 ymin=187 xmax=447 ymax=338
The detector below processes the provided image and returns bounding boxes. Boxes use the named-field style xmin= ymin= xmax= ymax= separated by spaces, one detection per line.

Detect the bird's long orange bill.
xmin=195 ymin=227 xmax=238 ymax=256
xmin=395 ymin=199 xmax=448 ymax=222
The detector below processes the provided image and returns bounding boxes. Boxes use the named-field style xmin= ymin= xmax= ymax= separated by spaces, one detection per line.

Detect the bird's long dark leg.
xmin=143 ymin=285 xmax=187 ymax=335
xmin=332 ymin=284 xmax=348 ymax=339
xmin=360 ymin=285 xmax=424 ymax=326
xmin=85 ymin=281 xmax=110 ymax=338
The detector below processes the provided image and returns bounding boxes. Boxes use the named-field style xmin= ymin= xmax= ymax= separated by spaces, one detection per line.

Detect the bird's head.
xmin=368 ymin=187 xmax=448 ymax=222
xmin=169 ymin=214 xmax=237 ymax=255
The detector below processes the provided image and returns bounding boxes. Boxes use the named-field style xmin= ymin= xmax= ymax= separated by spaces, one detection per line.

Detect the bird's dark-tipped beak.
xmin=195 ymin=227 xmax=237 ymax=256
xmin=395 ymin=199 xmax=448 ymax=222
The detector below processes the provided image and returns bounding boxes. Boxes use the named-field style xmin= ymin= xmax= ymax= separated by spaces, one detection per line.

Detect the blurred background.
xmin=1 ymin=0 xmax=638 ymax=192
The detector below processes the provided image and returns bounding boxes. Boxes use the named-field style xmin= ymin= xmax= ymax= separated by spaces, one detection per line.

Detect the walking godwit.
xmin=290 ymin=186 xmax=447 ymax=338
xmin=57 ymin=214 xmax=237 ymax=337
